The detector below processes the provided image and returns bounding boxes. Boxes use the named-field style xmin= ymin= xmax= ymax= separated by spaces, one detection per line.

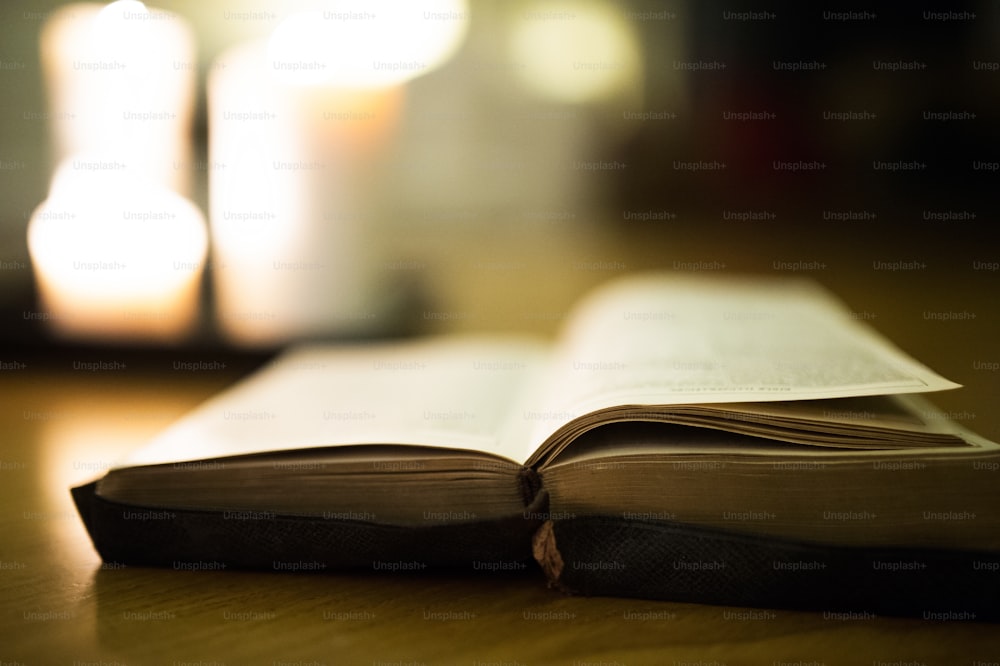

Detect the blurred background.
xmin=0 ymin=0 xmax=997 ymax=435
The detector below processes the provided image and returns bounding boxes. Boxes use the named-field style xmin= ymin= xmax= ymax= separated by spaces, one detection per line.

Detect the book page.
xmin=119 ymin=336 xmax=550 ymax=468
xmin=536 ymin=394 xmax=975 ymax=469
xmin=520 ymin=273 xmax=959 ymax=460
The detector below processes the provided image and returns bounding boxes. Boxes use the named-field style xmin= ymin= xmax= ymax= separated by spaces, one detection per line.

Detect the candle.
xmin=209 ymin=2 xmax=468 ymax=346
xmin=40 ymin=0 xmax=196 ymax=194
xmin=27 ymin=158 xmax=208 ymax=343
xmin=208 ymin=41 xmax=401 ymax=346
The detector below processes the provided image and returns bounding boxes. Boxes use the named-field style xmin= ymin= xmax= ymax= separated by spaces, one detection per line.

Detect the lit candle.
xmin=40 ymin=0 xmax=196 ymax=194
xmin=209 ymin=2 xmax=468 ymax=346
xmin=27 ymin=158 xmax=208 ymax=343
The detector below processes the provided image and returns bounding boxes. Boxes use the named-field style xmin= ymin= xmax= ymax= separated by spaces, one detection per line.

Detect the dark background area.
xmin=0 ymin=1 xmax=996 ymax=393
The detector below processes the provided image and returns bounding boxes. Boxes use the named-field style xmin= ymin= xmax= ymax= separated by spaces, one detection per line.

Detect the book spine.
xmin=518 ymin=466 xmax=543 ymax=508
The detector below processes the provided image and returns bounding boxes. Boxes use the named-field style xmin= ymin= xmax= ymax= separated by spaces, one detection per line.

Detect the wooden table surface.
xmin=2 ymin=226 xmax=999 ymax=665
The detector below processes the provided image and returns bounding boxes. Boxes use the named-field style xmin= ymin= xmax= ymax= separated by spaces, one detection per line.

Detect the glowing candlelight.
xmin=27 ymin=158 xmax=208 ymax=343
xmin=40 ymin=0 xmax=196 ymax=193
xmin=508 ymin=0 xmax=643 ymax=106
xmin=209 ymin=1 xmax=468 ymax=346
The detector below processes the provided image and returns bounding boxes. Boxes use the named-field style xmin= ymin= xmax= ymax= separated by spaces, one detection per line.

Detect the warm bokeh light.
xmin=208 ymin=41 xmax=403 ymax=347
xmin=266 ymin=0 xmax=470 ymax=87
xmin=209 ymin=0 xmax=470 ymax=347
xmin=91 ymin=0 xmax=150 ymax=35
xmin=27 ymin=158 xmax=208 ymax=342
xmin=40 ymin=0 xmax=196 ymax=193
xmin=508 ymin=0 xmax=643 ymax=105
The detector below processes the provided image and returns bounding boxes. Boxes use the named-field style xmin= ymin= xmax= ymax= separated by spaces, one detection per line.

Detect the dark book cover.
xmin=534 ymin=517 xmax=1000 ymax=621
xmin=72 ymin=480 xmax=548 ymax=571
xmin=74 ymin=476 xmax=1000 ymax=620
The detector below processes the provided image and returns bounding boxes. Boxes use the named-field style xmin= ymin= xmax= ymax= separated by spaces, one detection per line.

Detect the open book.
xmin=73 ymin=274 xmax=1000 ymax=617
